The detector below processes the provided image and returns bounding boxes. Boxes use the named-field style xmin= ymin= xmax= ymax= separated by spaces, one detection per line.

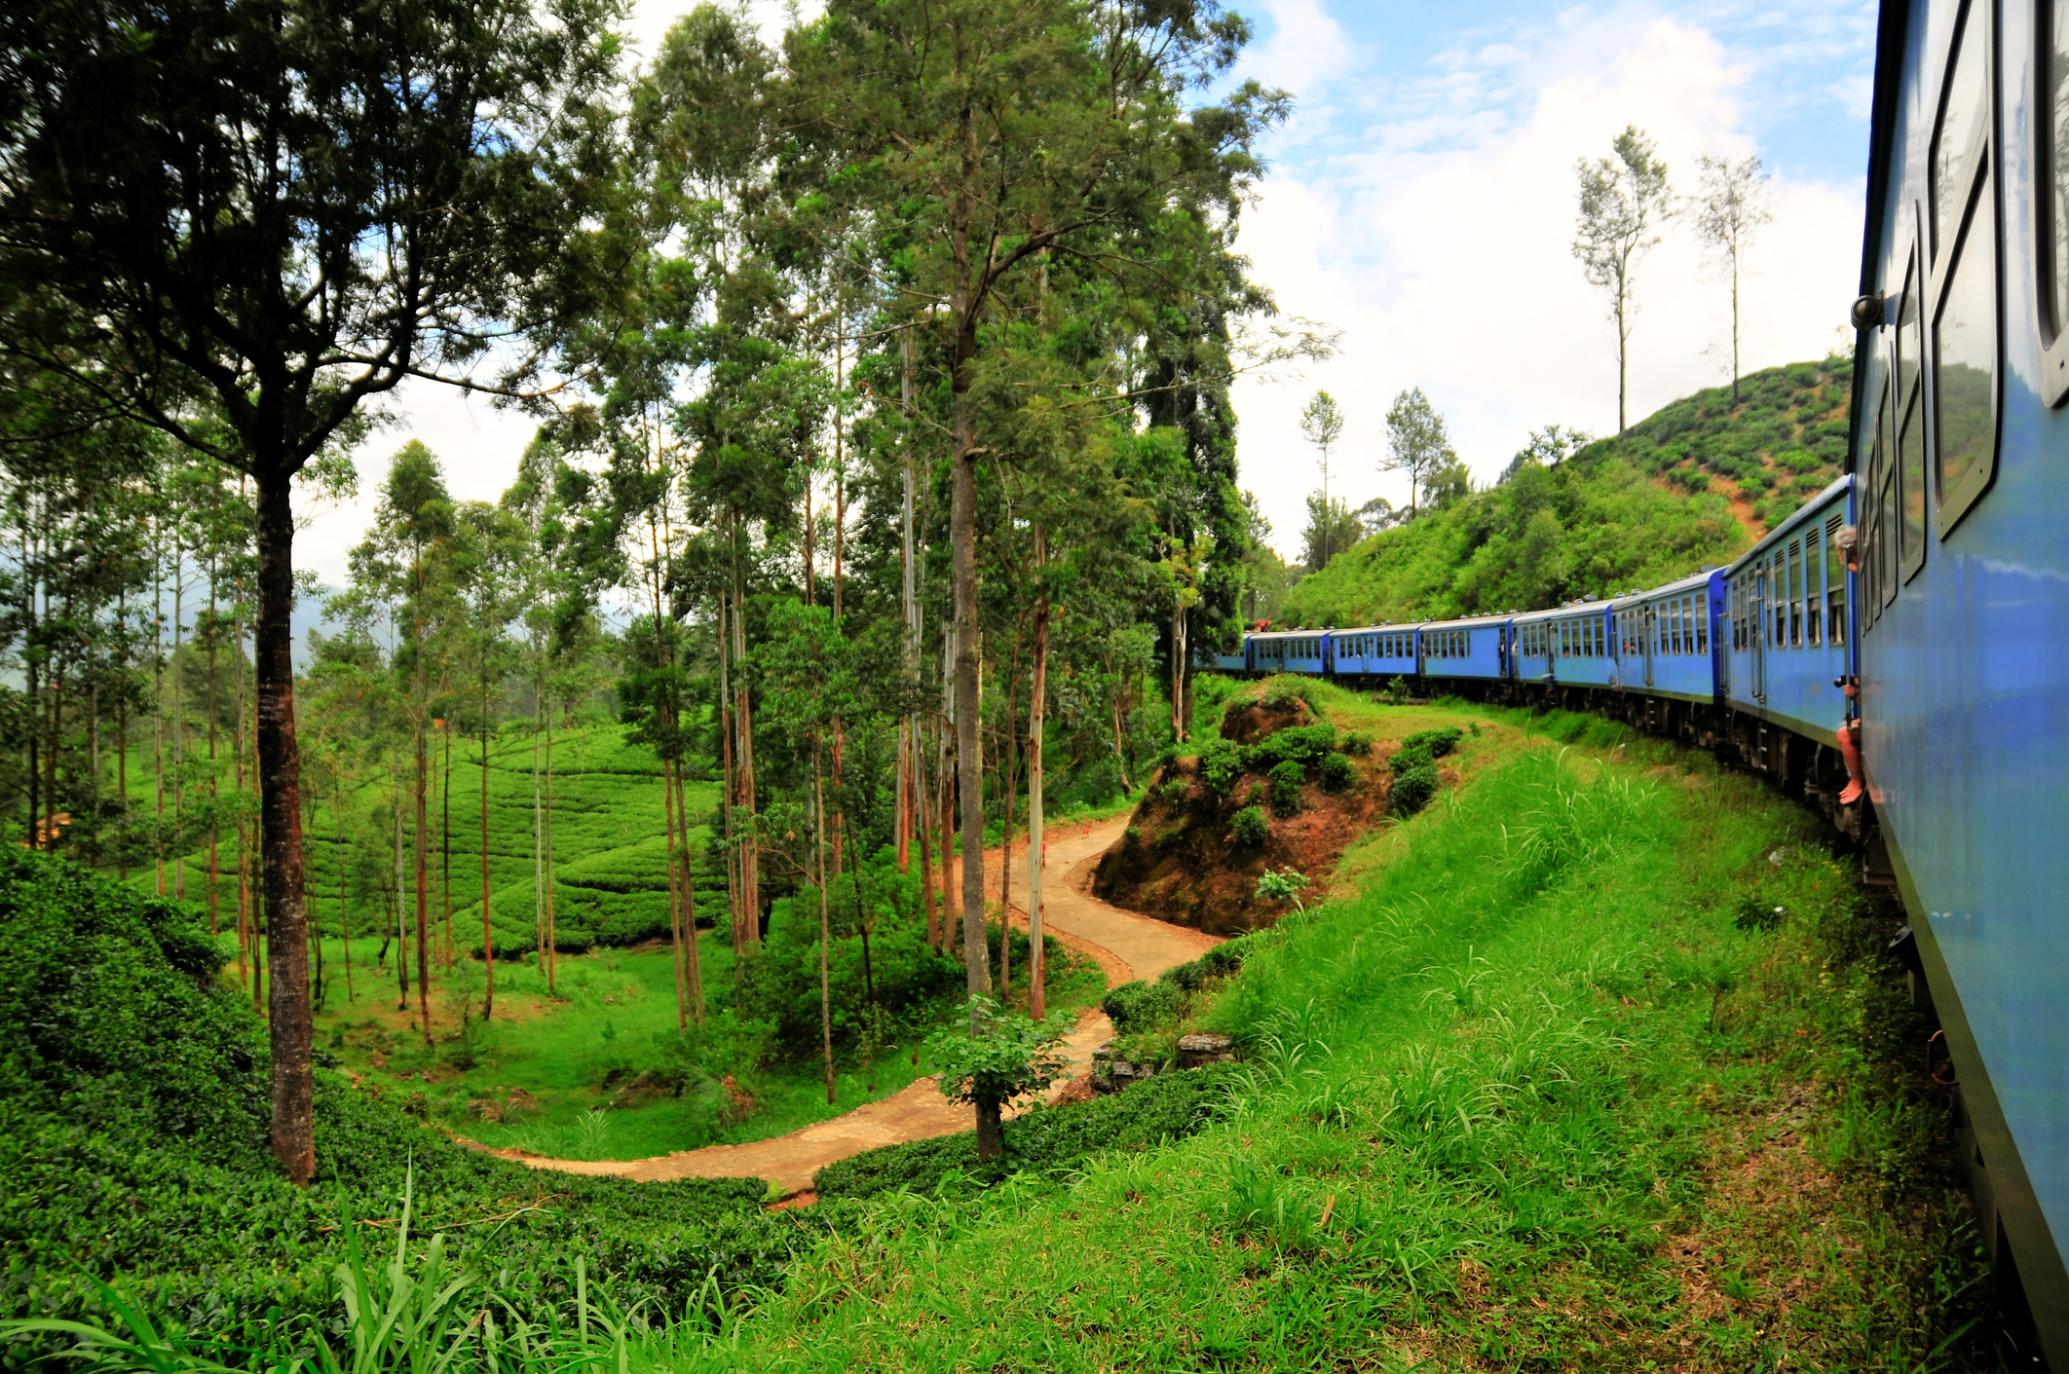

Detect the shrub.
xmin=1316 ymin=753 xmax=1356 ymax=793
xmin=1230 ymin=804 xmax=1270 ymax=848
xmin=1258 ymin=674 xmax=1315 ymax=710
xmin=1101 ymin=979 xmax=1183 ymax=1035
xmin=813 ymin=1063 xmax=1244 ymax=1201
xmin=1340 ymin=731 xmax=1373 ymax=757
xmin=1255 ymin=867 xmax=1311 ymax=911
xmin=1381 ymin=676 xmax=1411 ymax=705
xmin=1402 ymin=726 xmax=1464 ymax=760
xmin=1199 ymin=739 xmax=1247 ymax=796
xmin=1392 ymin=764 xmax=1440 ymax=816
xmin=1267 ymin=761 xmax=1305 ymax=817
xmin=1390 ymin=743 xmax=1433 ymax=774
xmin=1245 ymin=723 xmax=1336 ymax=772
xmin=1160 ymin=934 xmax=1260 ymax=992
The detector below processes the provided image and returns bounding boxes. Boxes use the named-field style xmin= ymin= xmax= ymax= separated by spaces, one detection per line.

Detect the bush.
xmin=1392 ymin=764 xmax=1440 ymax=816
xmin=1258 ymin=674 xmax=1315 ymax=710
xmin=1160 ymin=933 xmax=1259 ymax=992
xmin=1401 ymin=726 xmax=1463 ymax=760
xmin=1199 ymin=739 xmax=1247 ymax=796
xmin=1268 ymin=760 xmax=1306 ymax=817
xmin=1101 ymin=979 xmax=1183 ymax=1035
xmin=1390 ymin=743 xmax=1433 ymax=774
xmin=813 ymin=1063 xmax=1244 ymax=1201
xmin=1244 ymin=723 xmax=1336 ymax=772
xmin=1316 ymin=752 xmax=1356 ymax=793
xmin=1381 ymin=676 xmax=1411 ymax=705
xmin=1230 ymin=804 xmax=1270 ymax=848
xmin=1340 ymin=731 xmax=1373 ymax=757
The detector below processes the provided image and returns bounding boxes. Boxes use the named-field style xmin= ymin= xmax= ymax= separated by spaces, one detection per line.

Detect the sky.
xmin=298 ymin=0 xmax=1880 ymax=581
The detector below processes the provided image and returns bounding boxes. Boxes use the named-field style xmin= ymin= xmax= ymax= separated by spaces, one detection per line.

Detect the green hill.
xmin=1280 ymin=357 xmax=1851 ymax=628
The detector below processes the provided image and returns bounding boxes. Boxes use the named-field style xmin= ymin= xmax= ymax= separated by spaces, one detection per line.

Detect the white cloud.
xmin=1238 ymin=0 xmax=1364 ymax=94
xmin=1232 ymin=12 xmax=1863 ymax=561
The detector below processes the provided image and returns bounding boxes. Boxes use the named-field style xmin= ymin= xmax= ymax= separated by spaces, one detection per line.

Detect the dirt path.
xmin=477 ymin=813 xmax=1220 ymax=1194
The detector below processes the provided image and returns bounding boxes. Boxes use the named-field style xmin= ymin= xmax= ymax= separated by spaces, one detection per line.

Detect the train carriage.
xmin=1511 ymin=602 xmax=1620 ymax=690
xmin=1612 ymin=570 xmax=1728 ymax=706
xmin=1721 ymin=477 xmax=1855 ymax=738
xmin=1841 ymin=0 xmax=2069 ymax=1351
xmin=1415 ymin=616 xmax=1509 ymax=682
xmin=1247 ymin=629 xmax=1329 ymax=677
xmin=1329 ymin=624 xmax=1421 ymax=680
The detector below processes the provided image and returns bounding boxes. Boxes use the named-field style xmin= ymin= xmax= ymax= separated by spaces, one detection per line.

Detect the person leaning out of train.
xmin=1834 ymin=524 xmax=1864 ymax=807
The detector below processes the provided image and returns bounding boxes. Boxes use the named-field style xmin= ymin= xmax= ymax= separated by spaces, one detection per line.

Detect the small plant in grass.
xmin=1255 ymin=867 xmax=1311 ymax=913
xmin=1230 ymin=804 xmax=1270 ymax=847
xmin=1316 ymin=752 xmax=1355 ymax=793
xmin=1381 ymin=675 xmax=1411 ymax=705
xmin=1402 ymin=726 xmax=1463 ymax=759
xmin=1390 ymin=743 xmax=1433 ymax=774
xmin=1268 ymin=760 xmax=1305 ymax=817
xmin=926 ymin=997 xmax=1067 ymax=1160
xmin=1392 ymin=764 xmax=1439 ymax=816
xmin=1340 ymin=730 xmax=1373 ymax=757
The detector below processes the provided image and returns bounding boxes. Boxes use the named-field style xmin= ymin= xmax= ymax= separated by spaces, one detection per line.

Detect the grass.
xmin=609 ymin=705 xmax=1998 ymax=1371
xmin=27 ymin=701 xmax=2001 ymax=1371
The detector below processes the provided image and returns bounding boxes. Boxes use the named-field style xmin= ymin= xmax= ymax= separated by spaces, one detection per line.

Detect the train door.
xmin=1751 ymin=566 xmax=1769 ymax=702
xmin=1642 ymin=604 xmax=1656 ymax=688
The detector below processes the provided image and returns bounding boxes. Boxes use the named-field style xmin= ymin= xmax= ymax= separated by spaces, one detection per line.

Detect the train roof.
xmin=1726 ymin=474 xmax=1853 ymax=577
xmin=1331 ymin=623 xmax=1419 ymax=636
xmin=1511 ymin=599 xmax=1613 ymax=624
xmin=1416 ymin=614 xmax=1510 ymax=632
xmin=1609 ymin=568 xmax=1721 ymax=609
xmin=1246 ymin=628 xmax=1328 ymax=641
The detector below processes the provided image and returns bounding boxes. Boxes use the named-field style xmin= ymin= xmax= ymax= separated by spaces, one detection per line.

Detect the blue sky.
xmin=1220 ymin=0 xmax=1880 ymax=555
xmin=308 ymin=0 xmax=1883 ymax=583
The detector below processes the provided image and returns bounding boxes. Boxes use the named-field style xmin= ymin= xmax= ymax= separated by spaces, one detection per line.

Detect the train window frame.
xmin=1897 ymin=234 xmax=1929 ymax=583
xmin=1930 ymin=0 xmax=2002 ymax=535
xmin=2035 ymin=0 xmax=2069 ymax=405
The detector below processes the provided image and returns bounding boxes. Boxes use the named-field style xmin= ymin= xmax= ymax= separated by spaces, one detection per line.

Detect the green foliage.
xmin=1243 ymin=723 xmax=1336 ymax=772
xmin=1315 ymin=752 xmax=1356 ymax=793
xmin=1339 ymin=730 xmax=1373 ymax=757
xmin=0 ymin=848 xmax=789 ymax=1340
xmin=1256 ymin=675 xmax=1316 ymax=711
xmin=1198 ymin=739 xmax=1247 ymax=797
xmin=812 ymin=1064 xmax=1242 ymax=1202
xmin=1402 ymin=726 xmax=1463 ymax=760
xmin=1283 ymin=359 xmax=1850 ymax=626
xmin=1266 ymin=760 xmax=1305 ymax=817
xmin=1229 ymin=804 xmax=1270 ymax=848
xmin=1391 ymin=764 xmax=1439 ymax=816
xmin=1254 ymin=868 xmax=1311 ymax=911
xmin=925 ymin=999 xmax=1067 ymax=1112
xmin=1101 ymin=980 xmax=1183 ymax=1035
xmin=1381 ymin=675 xmax=1412 ymax=705
xmin=1157 ymin=934 xmax=1258 ymax=993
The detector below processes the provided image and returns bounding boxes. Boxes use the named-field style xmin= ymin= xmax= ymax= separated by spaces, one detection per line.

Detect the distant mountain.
xmin=1277 ymin=357 xmax=1851 ymax=628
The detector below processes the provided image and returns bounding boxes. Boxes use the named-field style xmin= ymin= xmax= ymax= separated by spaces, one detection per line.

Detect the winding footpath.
xmin=482 ymin=814 xmax=1221 ymax=1195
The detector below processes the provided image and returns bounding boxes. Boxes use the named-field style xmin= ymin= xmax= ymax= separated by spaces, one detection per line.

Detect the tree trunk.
xmin=974 ymin=1098 xmax=1004 ymax=1162
xmin=543 ymin=700 xmax=557 ymax=995
xmin=252 ymin=468 xmax=314 ymax=1186
xmin=479 ymin=682 xmax=492 ymax=1020
xmin=237 ymin=590 xmax=257 ymax=1013
xmin=731 ymin=550 xmax=760 ymax=944
xmin=532 ymin=673 xmax=544 ymax=963
xmin=1730 ymin=252 xmax=1741 ymax=405
xmin=441 ymin=722 xmax=452 ymax=969
xmin=716 ymin=587 xmax=742 ymax=954
xmin=951 ymin=305 xmax=990 ymax=1001
xmin=1026 ymin=561 xmax=1050 ymax=1021
xmin=171 ymin=529 xmax=185 ymax=901
xmin=207 ymin=553 xmax=222 ymax=945
xmin=831 ymin=465 xmax=846 ymax=879
xmin=814 ymin=741 xmax=835 ymax=1106
xmin=672 ymin=755 xmax=705 ymax=1024
xmin=21 ymin=515 xmax=36 ymax=851
xmin=664 ymin=751 xmax=689 ymax=1031
xmin=918 ymin=720 xmax=937 ymax=948
xmin=898 ymin=327 xmax=919 ymax=874
xmin=415 ymin=720 xmax=431 ymax=1044
xmin=394 ymin=783 xmax=407 ymax=1009
xmin=998 ymin=641 xmax=1018 ymax=997
xmin=338 ymin=778 xmax=354 ymax=1003
xmin=152 ymin=531 xmax=165 ymax=895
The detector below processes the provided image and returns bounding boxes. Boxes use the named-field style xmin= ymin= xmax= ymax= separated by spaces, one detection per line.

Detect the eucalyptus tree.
xmin=1694 ymin=154 xmax=1770 ymax=405
xmin=1573 ymin=126 xmax=1674 ymax=433
xmin=0 ymin=0 xmax=623 ymax=1182
xmin=790 ymin=0 xmax=1283 ymax=1003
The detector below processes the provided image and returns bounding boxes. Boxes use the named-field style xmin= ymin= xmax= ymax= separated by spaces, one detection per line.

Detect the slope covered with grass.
xmin=633 ymin=707 xmax=1995 ymax=1371
xmin=1283 ymin=358 xmax=1851 ymax=627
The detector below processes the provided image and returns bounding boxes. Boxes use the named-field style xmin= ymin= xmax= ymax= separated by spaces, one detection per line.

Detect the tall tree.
xmin=1572 ymin=125 xmax=1674 ymax=433
xmin=1694 ymin=154 xmax=1771 ymax=405
xmin=1382 ymin=387 xmax=1455 ymax=517
xmin=0 ymin=0 xmax=620 ymax=1183
xmin=793 ymin=0 xmax=1280 ymax=1013
xmin=1299 ymin=391 xmax=1345 ymax=566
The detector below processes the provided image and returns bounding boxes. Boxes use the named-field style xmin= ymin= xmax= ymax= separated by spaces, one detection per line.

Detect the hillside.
xmin=1281 ymin=358 xmax=1851 ymax=627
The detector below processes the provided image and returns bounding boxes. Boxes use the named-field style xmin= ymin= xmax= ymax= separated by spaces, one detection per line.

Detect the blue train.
xmin=1210 ymin=1 xmax=2069 ymax=1346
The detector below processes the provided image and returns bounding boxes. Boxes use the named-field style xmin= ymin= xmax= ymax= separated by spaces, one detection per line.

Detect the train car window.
xmin=1897 ymin=251 xmax=1929 ymax=580
xmin=1932 ymin=1 xmax=1990 ymax=261
xmin=1786 ymin=541 xmax=1801 ymax=646
xmin=1933 ymin=1 xmax=2000 ymax=531
xmin=1805 ymin=526 xmax=1823 ymax=644
xmin=2041 ymin=0 xmax=2069 ymax=403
